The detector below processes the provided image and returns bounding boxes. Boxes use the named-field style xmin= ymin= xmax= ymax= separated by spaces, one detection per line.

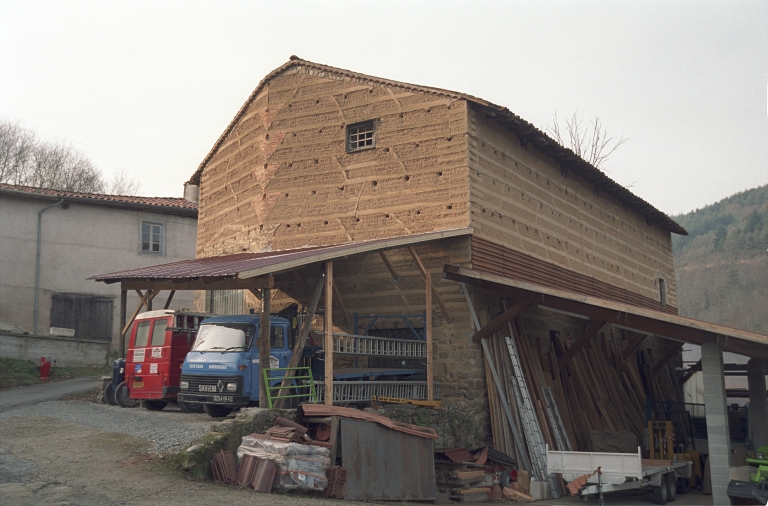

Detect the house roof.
xmin=188 ymin=56 xmax=687 ymax=236
xmin=0 ymin=183 xmax=198 ymax=218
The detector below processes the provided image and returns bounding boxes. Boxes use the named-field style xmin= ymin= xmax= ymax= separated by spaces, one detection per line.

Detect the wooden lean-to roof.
xmin=188 ymin=56 xmax=687 ymax=236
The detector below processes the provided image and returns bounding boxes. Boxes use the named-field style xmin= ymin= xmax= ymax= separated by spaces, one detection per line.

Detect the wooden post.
xmin=426 ymin=270 xmax=434 ymax=401
xmin=324 ymin=261 xmax=333 ymax=406
xmin=275 ymin=270 xmax=325 ymax=408
xmin=258 ymin=280 xmax=272 ymax=408
xmin=119 ymin=290 xmax=127 ymax=357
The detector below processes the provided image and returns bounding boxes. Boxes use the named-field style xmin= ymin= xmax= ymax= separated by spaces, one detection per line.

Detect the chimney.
xmin=183 ymin=182 xmax=200 ymax=204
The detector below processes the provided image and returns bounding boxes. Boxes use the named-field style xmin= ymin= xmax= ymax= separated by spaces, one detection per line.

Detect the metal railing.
xmin=314 ymin=381 xmax=440 ymax=404
xmin=262 ymin=366 xmax=317 ymax=409
xmin=318 ymin=332 xmax=427 ymax=358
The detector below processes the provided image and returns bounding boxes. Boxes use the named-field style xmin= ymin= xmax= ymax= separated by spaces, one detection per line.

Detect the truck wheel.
xmin=203 ymin=404 xmax=232 ymax=418
xmin=652 ymin=482 xmax=668 ymax=505
xmin=142 ymin=400 xmax=168 ymax=411
xmin=665 ymin=473 xmax=676 ymax=502
xmin=115 ymin=382 xmax=139 ymax=408
xmin=103 ymin=382 xmax=117 ymax=405
xmin=178 ymin=401 xmax=204 ymax=413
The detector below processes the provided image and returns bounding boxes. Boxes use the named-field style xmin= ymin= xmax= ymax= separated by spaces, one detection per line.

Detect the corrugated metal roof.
xmin=188 ymin=57 xmax=686 ymax=236
xmin=0 ymin=183 xmax=197 ymax=216
xmin=298 ymin=403 xmax=439 ymax=440
xmin=90 ymin=228 xmax=472 ymax=282
xmin=443 ymin=264 xmax=768 ymax=360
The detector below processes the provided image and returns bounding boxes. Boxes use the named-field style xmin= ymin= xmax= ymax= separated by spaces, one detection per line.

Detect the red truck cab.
xmin=115 ymin=310 xmax=210 ymax=412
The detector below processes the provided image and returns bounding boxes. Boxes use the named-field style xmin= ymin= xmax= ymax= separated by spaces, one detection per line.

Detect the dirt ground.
xmin=0 ymin=414 xmax=368 ymax=506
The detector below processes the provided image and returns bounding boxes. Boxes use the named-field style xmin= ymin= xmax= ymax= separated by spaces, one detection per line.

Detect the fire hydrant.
xmin=37 ymin=357 xmax=52 ymax=380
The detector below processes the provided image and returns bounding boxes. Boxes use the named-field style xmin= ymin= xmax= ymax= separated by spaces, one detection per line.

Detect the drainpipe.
xmin=33 ymin=198 xmax=65 ymax=335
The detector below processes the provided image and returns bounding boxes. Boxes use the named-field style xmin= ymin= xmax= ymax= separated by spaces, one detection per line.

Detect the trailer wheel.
xmin=178 ymin=400 xmax=204 ymax=413
xmin=665 ymin=473 xmax=677 ymax=502
xmin=142 ymin=400 xmax=168 ymax=411
xmin=115 ymin=382 xmax=139 ymax=408
xmin=203 ymin=404 xmax=232 ymax=418
xmin=103 ymin=382 xmax=117 ymax=406
xmin=652 ymin=481 xmax=668 ymax=505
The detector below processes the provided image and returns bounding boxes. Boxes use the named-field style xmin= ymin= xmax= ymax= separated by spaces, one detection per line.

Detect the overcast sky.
xmin=1 ymin=1 xmax=765 ymax=216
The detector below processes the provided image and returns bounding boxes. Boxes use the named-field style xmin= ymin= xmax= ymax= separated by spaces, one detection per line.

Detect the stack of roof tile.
xmin=265 ymin=425 xmax=304 ymax=444
xmin=210 ymin=450 xmax=237 ymax=485
xmin=322 ymin=466 xmax=348 ymax=499
xmin=236 ymin=454 xmax=277 ymax=493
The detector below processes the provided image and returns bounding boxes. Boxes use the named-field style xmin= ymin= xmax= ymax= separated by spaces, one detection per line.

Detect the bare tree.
xmin=0 ymin=117 xmax=140 ymax=195
xmin=546 ymin=112 xmax=629 ymax=170
xmin=106 ymin=169 xmax=142 ymax=195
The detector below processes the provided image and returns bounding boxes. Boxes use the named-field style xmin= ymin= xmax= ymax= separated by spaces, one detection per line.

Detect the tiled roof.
xmin=0 ymin=183 xmax=197 ymax=215
xmin=188 ymin=56 xmax=686 ymax=236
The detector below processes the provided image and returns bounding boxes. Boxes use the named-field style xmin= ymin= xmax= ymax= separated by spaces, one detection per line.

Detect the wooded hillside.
xmin=672 ymin=185 xmax=768 ymax=333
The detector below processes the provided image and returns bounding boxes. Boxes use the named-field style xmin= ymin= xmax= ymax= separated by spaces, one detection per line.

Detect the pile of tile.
xmin=321 ymin=465 xmax=348 ymax=499
xmin=210 ymin=450 xmax=237 ymax=485
xmin=265 ymin=425 xmax=305 ymax=443
xmin=236 ymin=454 xmax=277 ymax=493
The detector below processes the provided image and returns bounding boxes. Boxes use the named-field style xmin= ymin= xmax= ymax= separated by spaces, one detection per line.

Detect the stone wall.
xmin=0 ymin=332 xmax=109 ymax=367
xmin=468 ymin=107 xmax=677 ymax=307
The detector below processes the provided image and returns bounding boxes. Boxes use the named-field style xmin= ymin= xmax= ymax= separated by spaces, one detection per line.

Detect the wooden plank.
xmin=621 ymin=331 xmax=650 ymax=361
xmin=408 ymin=246 xmax=452 ymax=323
xmin=471 ymin=296 xmax=535 ymax=343
xmin=379 ymin=251 xmax=410 ymax=306
xmin=652 ymin=341 xmax=684 ymax=373
xmin=324 ymin=261 xmax=333 ymax=405
xmin=121 ymin=276 xmax=273 ymax=291
xmin=163 ymin=290 xmax=176 ymax=309
xmin=557 ymin=319 xmax=606 ymax=371
xmin=121 ymin=289 xmax=158 ymax=337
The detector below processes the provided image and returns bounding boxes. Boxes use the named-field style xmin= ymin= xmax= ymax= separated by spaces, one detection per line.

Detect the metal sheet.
xmin=340 ymin=418 xmax=436 ymax=501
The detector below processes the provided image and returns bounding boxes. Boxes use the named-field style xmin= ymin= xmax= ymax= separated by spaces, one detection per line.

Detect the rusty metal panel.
xmin=471 ymin=236 xmax=677 ymax=314
xmin=340 ymin=418 xmax=436 ymax=501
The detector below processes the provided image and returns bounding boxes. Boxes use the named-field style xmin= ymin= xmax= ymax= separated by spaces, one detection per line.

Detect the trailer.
xmin=547 ymin=446 xmax=692 ymax=505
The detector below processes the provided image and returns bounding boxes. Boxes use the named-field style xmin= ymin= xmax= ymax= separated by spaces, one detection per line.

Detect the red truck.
xmin=109 ymin=310 xmax=210 ymax=412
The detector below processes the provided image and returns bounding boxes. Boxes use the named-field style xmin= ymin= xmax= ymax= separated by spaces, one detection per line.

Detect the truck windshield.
xmin=192 ymin=323 xmax=256 ymax=352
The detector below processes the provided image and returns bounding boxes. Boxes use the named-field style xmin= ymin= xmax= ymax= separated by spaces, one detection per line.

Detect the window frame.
xmin=140 ymin=220 xmax=165 ymax=255
xmin=345 ymin=120 xmax=377 ymax=153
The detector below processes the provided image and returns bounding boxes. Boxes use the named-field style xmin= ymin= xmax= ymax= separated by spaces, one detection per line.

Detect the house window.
xmin=659 ymin=278 xmax=667 ymax=308
xmin=141 ymin=222 xmax=163 ymax=254
xmin=346 ymin=120 xmax=376 ymax=152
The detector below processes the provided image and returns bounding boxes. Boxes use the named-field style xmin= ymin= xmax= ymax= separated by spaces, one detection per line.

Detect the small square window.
xmin=141 ymin=222 xmax=164 ymax=254
xmin=346 ymin=120 xmax=376 ymax=152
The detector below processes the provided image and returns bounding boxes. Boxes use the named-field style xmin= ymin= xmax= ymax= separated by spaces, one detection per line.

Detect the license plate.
xmin=132 ymin=381 xmax=144 ymax=388
xmin=213 ymin=395 xmax=233 ymax=402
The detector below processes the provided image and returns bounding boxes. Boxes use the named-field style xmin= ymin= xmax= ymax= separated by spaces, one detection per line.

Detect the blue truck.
xmin=177 ymin=313 xmax=429 ymax=417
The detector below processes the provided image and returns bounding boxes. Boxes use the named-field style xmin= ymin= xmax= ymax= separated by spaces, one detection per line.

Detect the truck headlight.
xmin=180 ymin=381 xmax=189 ymax=389
xmin=226 ymin=383 xmax=237 ymax=392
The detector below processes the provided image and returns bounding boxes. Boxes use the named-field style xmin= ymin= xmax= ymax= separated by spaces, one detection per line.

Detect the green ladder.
xmin=262 ymin=366 xmax=317 ymax=409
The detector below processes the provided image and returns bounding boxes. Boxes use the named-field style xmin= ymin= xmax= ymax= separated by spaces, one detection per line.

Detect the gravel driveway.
xmin=0 ymin=399 xmax=399 ymax=505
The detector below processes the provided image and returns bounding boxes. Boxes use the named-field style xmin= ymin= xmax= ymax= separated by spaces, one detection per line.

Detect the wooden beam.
xmin=621 ymin=332 xmax=650 ymax=361
xmin=275 ymin=269 xmax=325 ymax=408
xmin=471 ymin=295 xmax=536 ymax=343
xmin=408 ymin=246 xmax=452 ymax=323
xmin=121 ymin=290 xmax=159 ymax=338
xmin=652 ymin=342 xmax=684 ymax=373
xmin=681 ymin=359 xmax=702 ymax=384
xmin=258 ymin=277 xmax=272 ymax=408
xmin=248 ymin=288 xmax=261 ymax=301
xmin=426 ymin=268 xmax=433 ymax=401
xmin=557 ymin=319 xmax=606 ymax=371
xmin=379 ymin=251 xmax=409 ymax=306
xmin=121 ymin=276 xmax=273 ymax=292
xmin=119 ymin=290 xmax=127 ymax=357
xmin=324 ymin=261 xmax=334 ymax=405
xmin=163 ymin=290 xmax=176 ymax=310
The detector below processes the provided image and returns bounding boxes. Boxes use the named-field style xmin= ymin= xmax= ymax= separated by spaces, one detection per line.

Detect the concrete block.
xmin=529 ymin=481 xmax=550 ymax=500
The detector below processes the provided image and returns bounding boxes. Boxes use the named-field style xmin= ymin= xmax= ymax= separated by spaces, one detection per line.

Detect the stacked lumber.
xmin=483 ymin=311 xmax=686 ymax=457
xmin=435 ymin=461 xmax=489 ymax=502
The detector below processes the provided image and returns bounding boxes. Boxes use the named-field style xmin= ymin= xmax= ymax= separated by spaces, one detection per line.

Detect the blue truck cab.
xmin=177 ymin=314 xmax=293 ymax=417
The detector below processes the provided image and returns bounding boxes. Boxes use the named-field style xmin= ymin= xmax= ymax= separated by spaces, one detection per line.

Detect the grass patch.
xmin=0 ymin=357 xmax=109 ymax=389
